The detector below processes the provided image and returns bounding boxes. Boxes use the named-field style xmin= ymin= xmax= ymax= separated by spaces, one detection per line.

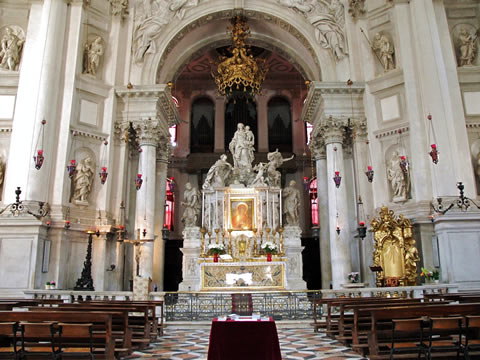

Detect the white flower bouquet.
xmin=208 ymin=243 xmax=225 ymax=255
xmin=261 ymin=241 xmax=278 ymax=254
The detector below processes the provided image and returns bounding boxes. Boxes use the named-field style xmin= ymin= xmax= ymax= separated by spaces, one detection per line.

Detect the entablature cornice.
xmin=301 ymin=81 xmax=365 ymax=126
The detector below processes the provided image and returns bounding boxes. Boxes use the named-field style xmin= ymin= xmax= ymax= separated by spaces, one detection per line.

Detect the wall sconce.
xmin=431 ymin=182 xmax=480 ymax=214
xmin=0 ymin=187 xmax=49 ymax=219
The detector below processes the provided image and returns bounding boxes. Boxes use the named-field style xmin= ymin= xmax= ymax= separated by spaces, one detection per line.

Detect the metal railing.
xmin=164 ymin=290 xmax=322 ymax=321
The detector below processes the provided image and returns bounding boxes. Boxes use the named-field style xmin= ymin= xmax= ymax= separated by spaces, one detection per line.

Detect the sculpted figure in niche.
xmin=458 ymin=27 xmax=478 ymax=67
xmin=0 ymin=27 xmax=25 ymax=71
xmin=229 ymin=123 xmax=254 ymax=169
xmin=203 ymin=154 xmax=233 ymax=189
xmin=372 ymin=32 xmax=395 ymax=72
xmin=387 ymin=151 xmax=408 ymax=202
xmin=283 ymin=180 xmax=301 ymax=226
xmin=181 ymin=182 xmax=201 ymax=227
xmin=73 ymin=156 xmax=95 ymax=204
xmin=83 ymin=36 xmax=104 ymax=76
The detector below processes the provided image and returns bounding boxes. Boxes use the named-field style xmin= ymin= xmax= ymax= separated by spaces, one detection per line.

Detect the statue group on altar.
xmin=202 ymin=122 xmax=295 ymax=190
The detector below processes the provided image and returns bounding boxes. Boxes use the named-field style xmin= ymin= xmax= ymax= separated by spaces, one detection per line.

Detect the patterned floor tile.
xmin=121 ymin=327 xmax=368 ymax=360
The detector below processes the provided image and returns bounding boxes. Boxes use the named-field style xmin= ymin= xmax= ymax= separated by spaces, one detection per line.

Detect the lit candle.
xmin=272 ymin=194 xmax=276 ymax=230
xmin=367 ymin=166 xmax=372 ymax=171
xmin=279 ymin=190 xmax=282 ymax=227
xmin=260 ymin=193 xmax=263 ymax=230
xmin=209 ymin=196 xmax=212 ymax=230
xmin=222 ymin=193 xmax=225 ymax=230
xmin=431 ymin=144 xmax=436 ymax=149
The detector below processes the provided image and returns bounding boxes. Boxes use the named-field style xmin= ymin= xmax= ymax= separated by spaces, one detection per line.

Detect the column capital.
xmin=156 ymin=136 xmax=171 ymax=163
xmin=134 ymin=118 xmax=162 ymax=147
xmin=309 ymin=131 xmax=326 ymax=160
xmin=321 ymin=116 xmax=345 ymax=145
xmin=353 ymin=119 xmax=368 ymax=141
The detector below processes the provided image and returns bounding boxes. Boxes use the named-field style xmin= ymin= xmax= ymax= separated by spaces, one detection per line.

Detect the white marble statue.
xmin=278 ymin=0 xmax=348 ymax=60
xmin=181 ymin=182 xmax=201 ymax=227
xmin=311 ymin=0 xmax=348 ymax=60
xmin=387 ymin=151 xmax=407 ymax=202
xmin=83 ymin=36 xmax=104 ymax=76
xmin=372 ymin=32 xmax=395 ymax=72
xmin=73 ymin=156 xmax=95 ymax=204
xmin=0 ymin=27 xmax=25 ymax=71
xmin=133 ymin=0 xmax=199 ymax=63
xmin=266 ymin=149 xmax=294 ymax=187
xmin=283 ymin=180 xmax=300 ymax=226
xmin=251 ymin=162 xmax=268 ymax=186
xmin=458 ymin=27 xmax=478 ymax=67
xmin=203 ymin=154 xmax=233 ymax=189
xmin=229 ymin=123 xmax=255 ymax=170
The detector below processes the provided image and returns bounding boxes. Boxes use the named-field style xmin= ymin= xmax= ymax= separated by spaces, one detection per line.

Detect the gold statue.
xmin=370 ymin=207 xmax=420 ymax=287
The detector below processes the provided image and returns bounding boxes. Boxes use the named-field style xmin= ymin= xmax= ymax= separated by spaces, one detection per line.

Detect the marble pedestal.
xmin=283 ymin=226 xmax=307 ymax=290
xmin=178 ymin=226 xmax=202 ymax=291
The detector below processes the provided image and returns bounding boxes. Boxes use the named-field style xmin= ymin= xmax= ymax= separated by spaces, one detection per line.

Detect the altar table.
xmin=207 ymin=317 xmax=282 ymax=360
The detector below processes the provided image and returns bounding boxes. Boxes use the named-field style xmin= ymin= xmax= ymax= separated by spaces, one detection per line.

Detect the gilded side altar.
xmin=371 ymin=207 xmax=420 ymax=287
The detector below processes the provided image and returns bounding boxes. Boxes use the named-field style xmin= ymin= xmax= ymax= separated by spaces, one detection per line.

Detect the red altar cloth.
xmin=207 ymin=317 xmax=282 ymax=360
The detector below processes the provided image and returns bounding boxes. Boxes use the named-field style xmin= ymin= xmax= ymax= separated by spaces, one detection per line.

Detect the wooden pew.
xmin=59 ymin=303 xmax=152 ymax=343
xmin=0 ymin=311 xmax=115 ymax=359
xmin=28 ymin=307 xmax=132 ymax=353
xmin=368 ymin=303 xmax=480 ymax=359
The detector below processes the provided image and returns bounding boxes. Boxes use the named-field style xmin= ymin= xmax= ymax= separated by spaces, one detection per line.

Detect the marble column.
xmin=153 ymin=141 xmax=169 ymax=290
xmin=134 ymin=119 xmax=161 ymax=280
xmin=310 ymin=134 xmax=332 ymax=289
xmin=323 ymin=117 xmax=352 ymax=289
xmin=4 ymin=0 xmax=68 ymax=203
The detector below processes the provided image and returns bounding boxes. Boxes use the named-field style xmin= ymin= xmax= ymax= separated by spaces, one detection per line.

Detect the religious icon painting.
xmin=230 ymin=199 xmax=254 ymax=231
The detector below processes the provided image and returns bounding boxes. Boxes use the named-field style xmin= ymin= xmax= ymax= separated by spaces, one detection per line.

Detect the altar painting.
xmin=230 ymin=199 xmax=254 ymax=230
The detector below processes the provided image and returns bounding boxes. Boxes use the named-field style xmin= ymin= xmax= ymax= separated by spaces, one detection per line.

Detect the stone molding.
xmin=301 ymin=81 xmax=365 ymax=125
xmin=374 ymin=125 xmax=409 ymax=139
xmin=70 ymin=129 xmax=107 ymax=142
xmin=134 ymin=118 xmax=162 ymax=147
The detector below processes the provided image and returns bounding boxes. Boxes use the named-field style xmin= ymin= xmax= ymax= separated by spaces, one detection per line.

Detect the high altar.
xmin=179 ymin=125 xmax=306 ymax=291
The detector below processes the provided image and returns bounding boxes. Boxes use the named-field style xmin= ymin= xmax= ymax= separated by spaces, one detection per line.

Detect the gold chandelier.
xmin=212 ymin=16 xmax=268 ymax=98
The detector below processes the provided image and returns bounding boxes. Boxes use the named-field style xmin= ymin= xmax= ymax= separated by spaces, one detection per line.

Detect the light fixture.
xmin=74 ymin=229 xmax=100 ymax=291
xmin=212 ymin=16 xmax=268 ymax=99
xmin=162 ymin=224 xmax=169 ymax=241
xmin=357 ymin=196 xmax=367 ymax=240
xmin=99 ymin=140 xmax=108 ymax=184
xmin=34 ymin=120 xmax=47 ymax=170
xmin=0 ymin=187 xmax=49 ymax=219
xmin=431 ymin=182 xmax=480 ymax=215
xmin=135 ymin=173 xmax=143 ymax=190
xmin=427 ymin=114 xmax=439 ymax=164
xmin=333 ymin=146 xmax=341 ymax=188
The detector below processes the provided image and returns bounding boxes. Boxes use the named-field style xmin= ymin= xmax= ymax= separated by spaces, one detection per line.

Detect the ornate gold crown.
xmin=212 ymin=17 xmax=268 ymax=97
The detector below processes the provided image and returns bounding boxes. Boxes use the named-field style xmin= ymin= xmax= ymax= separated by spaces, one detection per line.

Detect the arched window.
xmin=190 ymin=97 xmax=214 ymax=153
xmin=309 ymin=178 xmax=318 ymax=226
xmin=165 ymin=177 xmax=175 ymax=231
xmin=268 ymin=97 xmax=292 ymax=152
xmin=225 ymin=97 xmax=257 ymax=150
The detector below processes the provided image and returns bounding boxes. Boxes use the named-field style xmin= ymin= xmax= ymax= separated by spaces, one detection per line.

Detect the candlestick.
xmin=279 ymin=190 xmax=282 ymax=227
xmin=222 ymin=193 xmax=225 ymax=230
xmin=201 ymin=192 xmax=205 ymax=227
xmin=215 ymin=191 xmax=218 ymax=228
xmin=272 ymin=193 xmax=276 ymax=230
xmin=260 ymin=193 xmax=263 ymax=230
xmin=209 ymin=196 xmax=212 ymax=231
xmin=266 ymin=190 xmax=270 ymax=227
xmin=200 ymin=227 xmax=206 ymax=257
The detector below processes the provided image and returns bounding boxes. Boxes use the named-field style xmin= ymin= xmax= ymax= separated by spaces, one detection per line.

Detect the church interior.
xmin=1 ymin=0 xmax=480 ymax=359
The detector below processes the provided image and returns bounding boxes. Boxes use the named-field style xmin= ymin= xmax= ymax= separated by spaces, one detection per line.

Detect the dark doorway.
xmin=163 ymin=239 xmax=184 ymax=291
xmin=301 ymin=237 xmax=321 ymax=290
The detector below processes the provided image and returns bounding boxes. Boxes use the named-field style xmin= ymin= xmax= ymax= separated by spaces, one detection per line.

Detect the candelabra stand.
xmin=259 ymin=230 xmax=263 ymax=249
xmin=252 ymin=228 xmax=258 ymax=256
xmin=74 ymin=229 xmax=100 ymax=291
xmin=265 ymin=227 xmax=271 ymax=243
xmin=200 ymin=227 xmax=206 ymax=257
xmin=228 ymin=228 xmax=233 ymax=256
xmin=208 ymin=231 xmax=212 ymax=245
xmin=431 ymin=182 xmax=480 ymax=215
xmin=215 ymin=228 xmax=220 ymax=244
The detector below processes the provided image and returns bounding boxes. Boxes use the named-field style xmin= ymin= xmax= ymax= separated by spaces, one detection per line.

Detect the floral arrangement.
xmin=421 ymin=267 xmax=440 ymax=280
xmin=261 ymin=242 xmax=278 ymax=254
xmin=208 ymin=243 xmax=225 ymax=255
xmin=348 ymin=272 xmax=360 ymax=283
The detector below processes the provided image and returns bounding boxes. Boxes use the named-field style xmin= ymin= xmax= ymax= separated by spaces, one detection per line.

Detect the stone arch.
xmin=132 ymin=2 xmax=338 ymax=85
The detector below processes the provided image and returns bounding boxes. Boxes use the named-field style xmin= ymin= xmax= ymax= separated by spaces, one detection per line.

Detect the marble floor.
xmin=122 ymin=326 xmax=367 ymax=360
